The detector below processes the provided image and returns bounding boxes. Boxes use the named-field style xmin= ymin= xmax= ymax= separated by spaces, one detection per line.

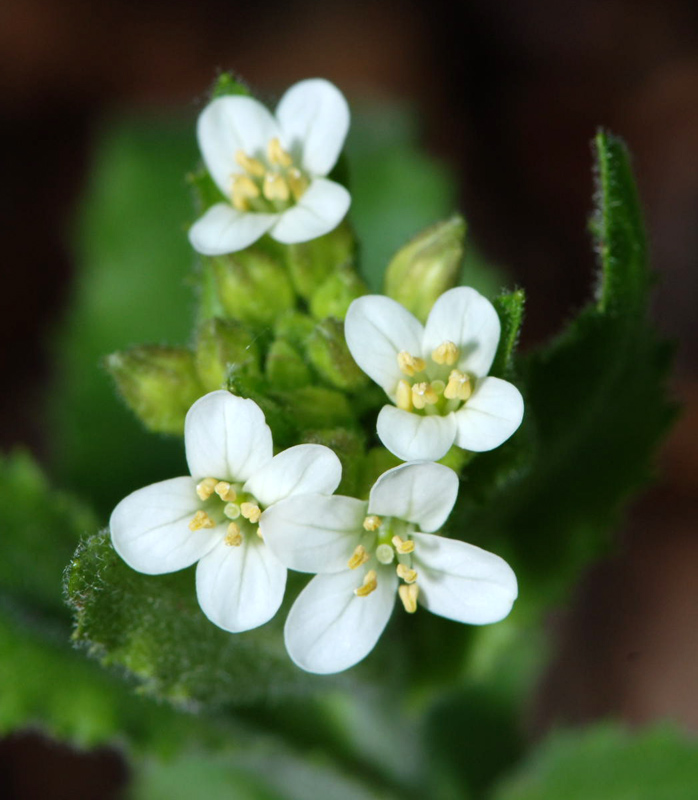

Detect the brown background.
xmin=1 ymin=0 xmax=697 ymax=796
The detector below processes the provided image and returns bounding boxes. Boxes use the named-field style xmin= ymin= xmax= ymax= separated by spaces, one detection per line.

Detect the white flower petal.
xmin=188 ymin=203 xmax=277 ymax=256
xmin=345 ymin=296 xmax=424 ymax=396
xmin=411 ymin=533 xmax=517 ymax=624
xmin=368 ymin=462 xmax=459 ymax=533
xmin=185 ymin=391 xmax=273 ymax=482
xmin=377 ymin=406 xmax=457 ymax=462
xmin=453 ymin=377 xmax=524 ymax=452
xmin=275 ymin=79 xmax=350 ymax=176
xmin=270 ymin=178 xmax=350 ymax=244
xmin=197 ymin=95 xmax=281 ymax=194
xmin=284 ymin=568 xmax=397 ymax=674
xmin=261 ymin=494 xmax=366 ymax=574
xmin=195 ymin=536 xmax=286 ymax=633
xmin=110 ymin=477 xmax=220 ymax=575
xmin=244 ymin=444 xmax=342 ymax=508
xmin=422 ymin=287 xmax=501 ymax=378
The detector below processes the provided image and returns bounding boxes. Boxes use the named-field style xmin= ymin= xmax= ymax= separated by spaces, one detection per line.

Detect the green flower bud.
xmin=301 ymin=428 xmax=366 ymax=497
xmin=195 ymin=318 xmax=261 ymax=391
xmin=285 ymin=221 xmax=356 ymax=299
xmin=265 ymin=338 xmax=312 ymax=390
xmin=272 ymin=386 xmax=354 ymax=429
xmin=210 ymin=248 xmax=295 ymax=325
xmin=274 ymin=311 xmax=316 ymax=351
xmin=355 ymin=447 xmax=402 ymax=499
xmin=105 ymin=346 xmax=204 ymax=435
xmin=306 ymin=319 xmax=368 ymax=392
xmin=383 ymin=215 xmax=466 ymax=322
xmin=310 ymin=264 xmax=367 ymax=320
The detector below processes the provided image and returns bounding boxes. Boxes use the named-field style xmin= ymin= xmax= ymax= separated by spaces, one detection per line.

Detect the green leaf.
xmin=0 ymin=450 xmax=97 ymax=617
xmin=66 ymin=532 xmax=317 ymax=708
xmin=454 ymin=132 xmax=675 ymax=610
xmin=490 ymin=289 xmax=525 ymax=378
xmin=491 ymin=724 xmax=698 ymax=800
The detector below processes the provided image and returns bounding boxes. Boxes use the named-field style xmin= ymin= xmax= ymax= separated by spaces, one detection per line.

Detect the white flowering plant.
xmin=0 ymin=72 xmax=682 ymax=798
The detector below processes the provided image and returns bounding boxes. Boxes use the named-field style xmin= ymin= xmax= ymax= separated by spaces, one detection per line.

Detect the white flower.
xmin=109 ymin=390 xmax=341 ymax=633
xmin=189 ymin=79 xmax=351 ymax=255
xmin=344 ymin=287 xmax=524 ymax=461
xmin=262 ymin=462 xmax=518 ymax=674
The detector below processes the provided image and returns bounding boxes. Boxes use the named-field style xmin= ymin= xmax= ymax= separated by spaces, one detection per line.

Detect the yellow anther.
xmin=396 ymin=563 xmax=418 ymax=584
xmin=348 ymin=544 xmax=370 ymax=570
xmin=241 ymin=502 xmax=262 ymax=524
xmin=392 ymin=535 xmax=415 ymax=554
xmin=263 ymin=173 xmax=290 ymax=202
xmin=235 ymin=149 xmax=266 ymax=177
xmin=214 ymin=481 xmax=236 ymax=502
xmin=398 ymin=583 xmax=419 ymax=613
xmin=267 ymin=137 xmax=293 ymax=167
xmin=363 ymin=515 xmax=382 ymax=532
xmin=224 ymin=522 xmax=242 ymax=546
xmin=287 ymin=167 xmax=309 ymax=200
xmin=431 ymin=341 xmax=459 ymax=365
xmin=412 ymin=382 xmax=438 ymax=410
xmin=354 ymin=569 xmax=378 ymax=598
xmin=396 ymin=379 xmax=413 ymax=411
xmin=444 ymin=369 xmax=472 ymax=401
xmin=397 ymin=351 xmax=426 ymax=377
xmin=224 ymin=502 xmax=240 ymax=520
xmin=231 ymin=174 xmax=260 ymax=210
xmin=189 ymin=510 xmax=216 ymax=531
xmin=196 ymin=477 xmax=218 ymax=501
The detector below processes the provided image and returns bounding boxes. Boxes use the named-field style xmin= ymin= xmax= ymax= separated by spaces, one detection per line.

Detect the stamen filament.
xmin=398 ymin=583 xmax=419 ymax=613
xmin=392 ymin=535 xmax=415 ymax=554
xmin=354 ymin=569 xmax=378 ymax=597
xmin=224 ymin=522 xmax=242 ymax=546
xmin=363 ymin=515 xmax=382 ymax=531
xmin=396 ymin=563 xmax=418 ymax=583
xmin=431 ymin=341 xmax=459 ymax=365
xmin=240 ymin=502 xmax=262 ymax=524
xmin=196 ymin=477 xmax=218 ymax=501
xmin=189 ymin=510 xmax=216 ymax=531
xmin=348 ymin=544 xmax=370 ymax=570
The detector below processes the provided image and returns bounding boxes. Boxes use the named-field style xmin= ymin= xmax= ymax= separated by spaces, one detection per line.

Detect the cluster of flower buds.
xmin=109 ymin=78 xmax=523 ymax=674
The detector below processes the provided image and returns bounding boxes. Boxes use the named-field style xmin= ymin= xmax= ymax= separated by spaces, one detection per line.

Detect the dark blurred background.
xmin=1 ymin=0 xmax=697 ymax=796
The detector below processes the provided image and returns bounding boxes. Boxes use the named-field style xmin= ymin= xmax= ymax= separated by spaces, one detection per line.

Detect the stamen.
xmin=397 ymin=351 xmax=426 ymax=377
xmin=444 ymin=369 xmax=472 ymax=401
xmin=398 ymin=583 xmax=419 ymax=613
xmin=411 ymin=382 xmax=438 ymax=410
xmin=354 ymin=569 xmax=378 ymax=597
xmin=396 ymin=563 xmax=418 ymax=583
xmin=396 ymin=379 xmax=413 ymax=411
xmin=224 ymin=522 xmax=242 ymax=546
xmin=189 ymin=510 xmax=216 ymax=531
xmin=240 ymin=502 xmax=262 ymax=523
xmin=214 ymin=481 xmax=236 ymax=502
xmin=235 ymin=150 xmax=266 ymax=177
xmin=392 ymin=535 xmax=415 ymax=554
xmin=224 ymin=502 xmax=241 ymax=520
xmin=263 ymin=173 xmax=290 ymax=202
xmin=348 ymin=544 xmax=370 ymax=569
xmin=231 ymin=174 xmax=260 ymax=210
xmin=267 ymin=137 xmax=293 ymax=167
xmin=375 ymin=544 xmax=394 ymax=564
xmin=196 ymin=477 xmax=218 ymax=501
xmin=431 ymin=341 xmax=459 ymax=365
xmin=287 ymin=167 xmax=309 ymax=200
xmin=363 ymin=515 xmax=382 ymax=531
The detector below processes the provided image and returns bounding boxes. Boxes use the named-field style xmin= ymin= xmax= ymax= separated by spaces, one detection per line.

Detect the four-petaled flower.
xmin=262 ymin=461 xmax=518 ymax=674
xmin=189 ymin=79 xmax=351 ymax=255
xmin=110 ymin=390 xmax=341 ymax=633
xmin=344 ymin=287 xmax=525 ymax=462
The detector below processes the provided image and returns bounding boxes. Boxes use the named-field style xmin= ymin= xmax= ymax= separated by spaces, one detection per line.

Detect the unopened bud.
xmin=105 ymin=346 xmax=204 ymax=435
xmin=383 ymin=215 xmax=466 ymax=322
xmin=306 ymin=319 xmax=368 ymax=392
xmin=310 ymin=264 xmax=367 ymax=320
xmin=285 ymin=221 xmax=356 ymax=300
xmin=265 ymin=338 xmax=312 ymax=390
xmin=195 ymin=318 xmax=261 ymax=391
